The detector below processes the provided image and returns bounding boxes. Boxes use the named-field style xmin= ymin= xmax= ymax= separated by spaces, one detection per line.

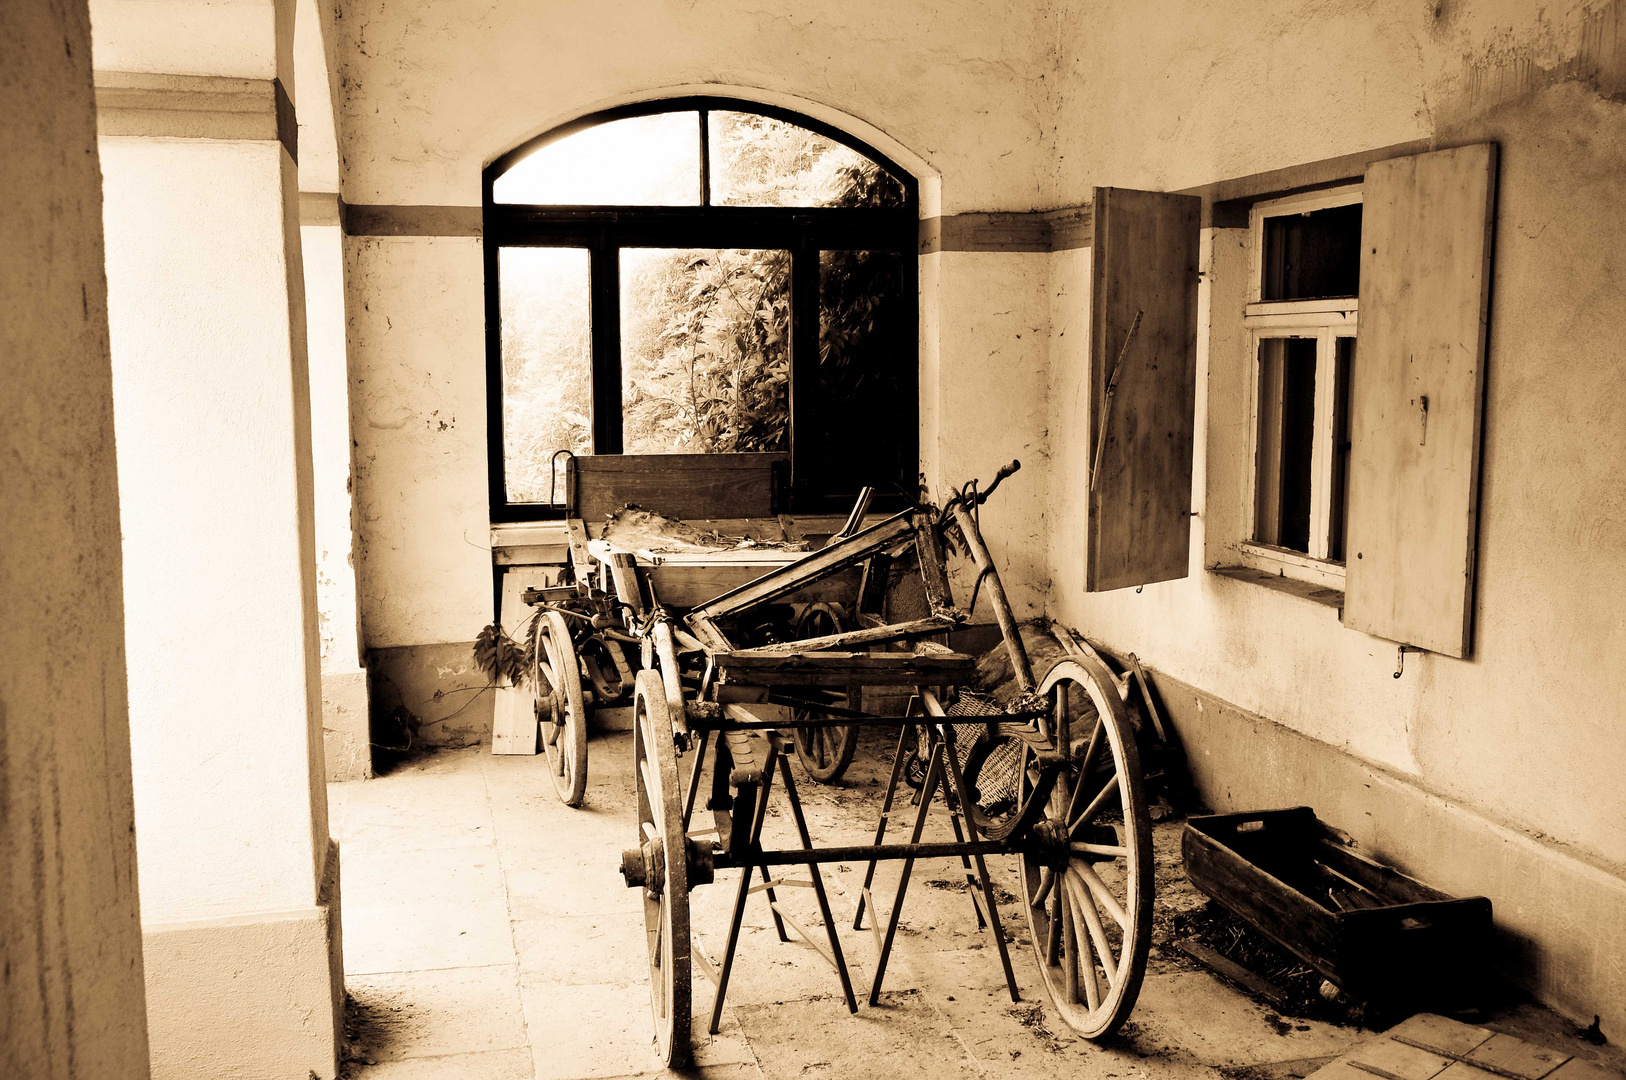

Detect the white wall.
xmin=101 ymin=137 xmax=328 ymax=919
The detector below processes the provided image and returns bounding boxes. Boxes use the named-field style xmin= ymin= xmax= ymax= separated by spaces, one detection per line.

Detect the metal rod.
xmin=939 ymin=728 xmax=1021 ymax=1002
xmin=777 ymin=755 xmax=858 ymax=1013
xmin=681 ymin=728 xmax=710 ymax=831
xmin=854 ymin=723 xmax=913 ymax=930
xmin=709 ymin=739 xmax=781 ymax=1035
xmin=869 ymin=739 xmax=943 ymax=1005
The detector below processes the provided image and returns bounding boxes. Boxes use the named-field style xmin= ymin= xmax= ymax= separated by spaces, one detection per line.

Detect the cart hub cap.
xmin=1032 ymin=818 xmax=1073 ymax=871
xmin=628 ymin=837 xmax=664 ymax=900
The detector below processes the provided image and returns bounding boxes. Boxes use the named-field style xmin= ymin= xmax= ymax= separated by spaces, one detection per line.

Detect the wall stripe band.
xmin=308 ymin=139 xmax=1437 ymax=245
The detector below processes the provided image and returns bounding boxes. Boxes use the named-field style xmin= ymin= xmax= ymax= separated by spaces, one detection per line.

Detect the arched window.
xmin=484 ymin=99 xmax=918 ymax=520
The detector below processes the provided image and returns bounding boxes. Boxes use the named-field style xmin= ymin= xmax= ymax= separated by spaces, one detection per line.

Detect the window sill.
xmin=1210 ymin=565 xmax=1345 ymax=611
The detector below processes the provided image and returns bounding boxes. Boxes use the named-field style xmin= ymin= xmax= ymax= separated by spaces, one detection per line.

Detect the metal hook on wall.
xmin=1393 ymin=645 xmax=1423 ymax=679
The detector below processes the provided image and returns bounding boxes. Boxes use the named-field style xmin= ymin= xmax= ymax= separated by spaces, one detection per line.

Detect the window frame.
xmin=482 ymin=97 xmax=920 ymax=522
xmin=1240 ymin=184 xmax=1362 ymax=589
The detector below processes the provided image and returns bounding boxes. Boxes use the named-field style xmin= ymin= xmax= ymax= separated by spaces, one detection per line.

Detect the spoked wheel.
xmin=790 ymin=603 xmax=859 ymax=783
xmin=625 ymin=671 xmax=692 ymax=1068
xmin=580 ymin=636 xmax=633 ymax=705
xmin=535 ymin=610 xmax=588 ymax=807
xmin=1019 ymin=657 xmax=1153 ymax=1038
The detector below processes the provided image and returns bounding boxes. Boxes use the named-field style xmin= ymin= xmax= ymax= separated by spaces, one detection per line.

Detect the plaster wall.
xmin=1040 ymin=0 xmax=1626 ymax=1026
xmin=1 ymin=1 xmax=150 ymax=1075
xmin=923 ymin=251 xmax=1053 ymax=616
xmin=334 ymin=0 xmax=1055 ymax=213
xmin=334 ymin=0 xmax=1065 ymax=656
xmin=304 ymin=222 xmax=363 ymax=671
xmin=346 ymin=235 xmax=492 ymax=650
xmin=101 ymin=136 xmax=330 ymax=919
xmin=90 ymin=0 xmax=291 ymax=84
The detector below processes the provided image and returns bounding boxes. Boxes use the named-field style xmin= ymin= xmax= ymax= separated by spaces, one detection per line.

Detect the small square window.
xmin=1260 ymin=202 xmax=1363 ymax=301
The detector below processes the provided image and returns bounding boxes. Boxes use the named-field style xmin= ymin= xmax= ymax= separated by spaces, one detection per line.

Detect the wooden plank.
xmin=732 ymin=617 xmax=957 ymax=655
xmin=1343 ymin=144 xmax=1497 ymax=657
xmin=685 ymin=510 xmax=916 ymax=622
xmin=564 ymin=518 xmax=593 ymax=578
xmin=911 ymin=517 xmax=959 ymax=618
xmin=491 ymin=566 xmax=555 ymax=756
xmin=567 ymin=452 xmax=787 ymax=522
xmin=714 ymin=649 xmax=976 ymax=687
xmin=1174 ymin=939 xmax=1291 ymax=1009
xmin=646 ymin=565 xmax=859 ymax=609
xmin=1087 ymin=187 xmax=1201 ymax=592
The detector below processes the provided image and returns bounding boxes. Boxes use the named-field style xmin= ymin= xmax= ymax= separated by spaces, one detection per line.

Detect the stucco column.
xmin=2 ymin=2 xmax=151 ymax=1077
xmin=90 ymin=1 xmax=345 ymax=1076
xmin=294 ymin=0 xmax=372 ymax=782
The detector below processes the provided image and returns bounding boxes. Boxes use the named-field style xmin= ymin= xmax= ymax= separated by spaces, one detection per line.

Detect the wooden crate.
xmin=1182 ymin=807 xmax=1492 ymax=1007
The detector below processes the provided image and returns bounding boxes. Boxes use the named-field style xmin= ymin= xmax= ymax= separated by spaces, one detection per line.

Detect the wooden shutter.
xmin=1087 ymin=187 xmax=1201 ymax=592
xmin=1342 ymin=143 xmax=1497 ymax=657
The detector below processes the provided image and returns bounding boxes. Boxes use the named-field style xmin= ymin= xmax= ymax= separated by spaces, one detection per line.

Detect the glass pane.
xmin=1326 ymin=337 xmax=1356 ymax=562
xmin=1254 ymin=337 xmax=1317 ymax=553
xmin=814 ymin=249 xmax=911 ymax=499
xmin=499 ymin=247 xmax=592 ymax=503
xmin=493 ymin=112 xmax=701 ymax=205
xmin=709 ymin=111 xmax=905 ymax=208
xmin=620 ymin=247 xmax=790 ymax=454
xmin=1261 ymin=202 xmax=1362 ymax=301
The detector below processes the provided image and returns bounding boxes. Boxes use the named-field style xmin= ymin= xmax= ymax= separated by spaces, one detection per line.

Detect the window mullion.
xmin=590 ymin=237 xmax=623 ymax=454
xmin=1308 ymin=327 xmax=1337 ymax=559
xmin=789 ymin=232 xmax=819 ymax=506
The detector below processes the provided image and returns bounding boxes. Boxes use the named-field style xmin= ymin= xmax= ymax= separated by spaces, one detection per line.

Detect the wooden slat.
xmin=564 ymin=518 xmax=593 ymax=578
xmin=567 ymin=452 xmax=787 ymax=522
xmin=714 ymin=649 xmax=976 ymax=687
xmin=685 ymin=511 xmax=916 ymax=622
xmin=643 ymin=565 xmax=858 ymax=609
xmin=1086 ymin=187 xmax=1201 ymax=592
xmin=1343 ymin=144 xmax=1497 ymax=657
xmin=732 ymin=616 xmax=957 ymax=654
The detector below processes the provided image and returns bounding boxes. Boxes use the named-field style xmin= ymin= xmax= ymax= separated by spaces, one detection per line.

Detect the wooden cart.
xmin=537 ymin=454 xmax=1157 ymax=1066
xmin=524 ymin=452 xmax=873 ymax=804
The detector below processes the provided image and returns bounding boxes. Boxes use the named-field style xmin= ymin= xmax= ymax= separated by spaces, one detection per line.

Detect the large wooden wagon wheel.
xmin=790 ymin=603 xmax=860 ymax=783
xmin=535 ymin=610 xmax=588 ymax=807
xmin=625 ymin=671 xmax=692 ymax=1067
xmin=1019 ymin=657 xmax=1153 ymax=1038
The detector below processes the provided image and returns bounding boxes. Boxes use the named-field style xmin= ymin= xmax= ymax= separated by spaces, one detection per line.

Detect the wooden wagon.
xmin=522 ymin=452 xmax=1156 ymax=1065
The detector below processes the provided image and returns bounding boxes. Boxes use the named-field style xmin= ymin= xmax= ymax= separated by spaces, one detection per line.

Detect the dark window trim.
xmin=484 ymin=98 xmax=919 ymax=523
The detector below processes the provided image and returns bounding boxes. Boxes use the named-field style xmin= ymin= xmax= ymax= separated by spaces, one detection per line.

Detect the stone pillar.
xmin=1 ymin=2 xmax=152 ymax=1078
xmin=90 ymin=1 xmax=345 ymax=1076
xmin=295 ymin=0 xmax=371 ymax=782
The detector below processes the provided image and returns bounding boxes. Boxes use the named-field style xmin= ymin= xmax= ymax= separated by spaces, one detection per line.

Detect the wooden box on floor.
xmin=1181 ymin=806 xmax=1493 ymax=1008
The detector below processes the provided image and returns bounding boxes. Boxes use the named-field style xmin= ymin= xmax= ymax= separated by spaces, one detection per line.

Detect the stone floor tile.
xmin=521 ymin=982 xmax=754 ymax=1080
xmin=347 ymin=965 xmax=529 ymax=1062
xmin=513 ymin=912 xmax=648 ymax=988
xmin=339 ymin=844 xmax=506 ymax=908
xmin=1128 ymin=970 xmax=1367 ymax=1068
xmin=344 ymin=899 xmax=517 ymax=975
xmin=735 ymin=990 xmax=981 ymax=1080
xmin=1349 ymin=1036 xmax=1455 ymax=1080
xmin=343 ymin=1047 xmax=535 ymax=1079
xmin=1468 ymin=1034 xmax=1575 ymax=1080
